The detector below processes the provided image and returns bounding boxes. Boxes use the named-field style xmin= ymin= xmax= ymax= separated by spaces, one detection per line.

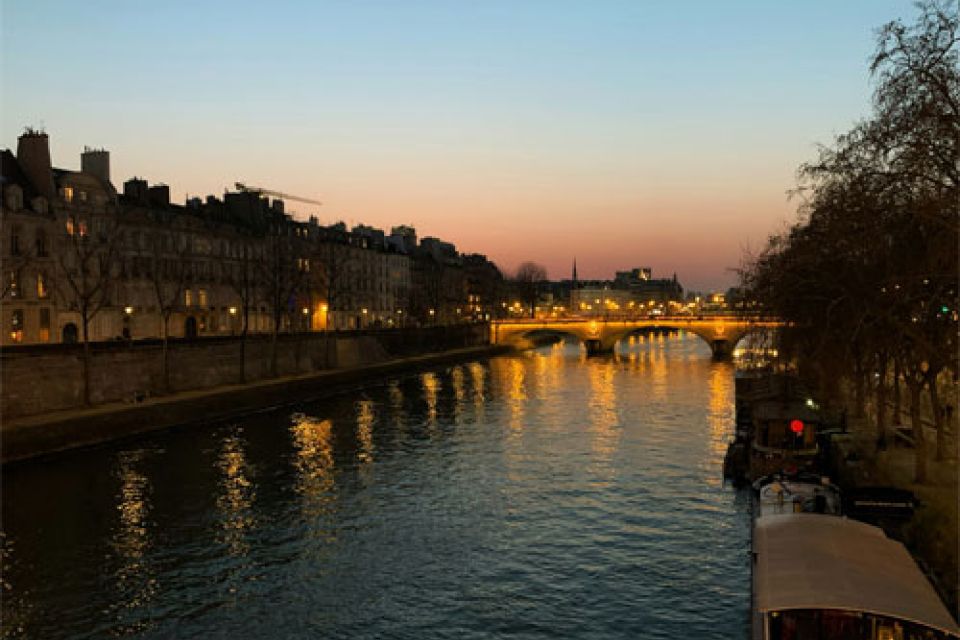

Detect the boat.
xmin=751 ymin=474 xmax=959 ymax=639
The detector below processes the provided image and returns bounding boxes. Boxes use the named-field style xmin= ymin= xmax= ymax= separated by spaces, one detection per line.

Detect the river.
xmin=1 ymin=331 xmax=750 ymax=639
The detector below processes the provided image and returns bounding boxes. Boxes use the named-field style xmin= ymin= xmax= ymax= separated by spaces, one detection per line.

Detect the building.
xmin=2 ymin=129 xmax=500 ymax=346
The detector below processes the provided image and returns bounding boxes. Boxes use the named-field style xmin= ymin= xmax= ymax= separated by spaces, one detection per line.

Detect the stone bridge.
xmin=491 ymin=316 xmax=784 ymax=359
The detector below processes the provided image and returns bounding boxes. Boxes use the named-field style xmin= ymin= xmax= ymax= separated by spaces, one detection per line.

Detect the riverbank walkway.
xmin=835 ymin=382 xmax=959 ymax=621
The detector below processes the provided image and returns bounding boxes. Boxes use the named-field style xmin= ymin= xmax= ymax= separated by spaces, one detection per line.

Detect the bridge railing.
xmin=493 ymin=314 xmax=779 ymax=324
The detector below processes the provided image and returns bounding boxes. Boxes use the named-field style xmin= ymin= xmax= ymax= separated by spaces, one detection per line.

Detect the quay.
xmin=1 ymin=343 xmax=511 ymax=464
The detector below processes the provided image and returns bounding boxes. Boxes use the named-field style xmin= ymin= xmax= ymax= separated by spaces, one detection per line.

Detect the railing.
xmin=493 ymin=315 xmax=781 ymax=324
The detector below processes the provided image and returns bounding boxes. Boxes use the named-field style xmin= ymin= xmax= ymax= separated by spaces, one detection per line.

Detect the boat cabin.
xmin=749 ymin=401 xmax=822 ymax=479
xmin=753 ymin=514 xmax=959 ymax=640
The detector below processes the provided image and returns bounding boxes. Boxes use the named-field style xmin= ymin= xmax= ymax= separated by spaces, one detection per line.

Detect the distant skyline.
xmin=2 ymin=1 xmax=914 ymax=290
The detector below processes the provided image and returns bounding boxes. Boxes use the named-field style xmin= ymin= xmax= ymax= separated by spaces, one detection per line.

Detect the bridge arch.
xmin=492 ymin=317 xmax=782 ymax=360
xmin=597 ymin=325 xmax=744 ymax=360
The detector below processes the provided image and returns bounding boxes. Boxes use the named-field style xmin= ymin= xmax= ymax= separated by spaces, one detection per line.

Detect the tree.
xmin=513 ymin=262 xmax=547 ymax=318
xmin=738 ymin=1 xmax=958 ymax=481
xmin=229 ymin=233 xmax=262 ymax=383
xmin=262 ymin=216 xmax=311 ymax=376
xmin=140 ymin=221 xmax=191 ymax=392
xmin=56 ymin=208 xmax=125 ymax=405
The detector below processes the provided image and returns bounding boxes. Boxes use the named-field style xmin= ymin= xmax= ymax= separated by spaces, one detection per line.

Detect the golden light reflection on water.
xmin=291 ymin=415 xmax=336 ymax=534
xmin=216 ymin=432 xmax=256 ymax=558
xmin=505 ymin=358 xmax=528 ymax=433
xmin=649 ymin=343 xmax=669 ymax=401
xmin=704 ymin=363 xmax=735 ymax=487
xmin=587 ymin=361 xmax=620 ymax=467
xmin=468 ymin=362 xmax=486 ymax=416
xmin=109 ymin=449 xmax=157 ymax=635
xmin=450 ymin=365 xmax=466 ymax=424
xmin=421 ymin=372 xmax=440 ymax=429
xmin=357 ymin=400 xmax=375 ymax=465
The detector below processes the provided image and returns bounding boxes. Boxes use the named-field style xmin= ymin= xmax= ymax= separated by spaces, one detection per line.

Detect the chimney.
xmin=147 ymin=184 xmax=170 ymax=207
xmin=123 ymin=177 xmax=149 ymax=203
xmin=81 ymin=147 xmax=111 ymax=186
xmin=16 ymin=129 xmax=56 ymax=198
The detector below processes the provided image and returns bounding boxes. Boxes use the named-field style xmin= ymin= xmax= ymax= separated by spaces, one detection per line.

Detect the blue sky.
xmin=2 ymin=1 xmax=914 ymax=290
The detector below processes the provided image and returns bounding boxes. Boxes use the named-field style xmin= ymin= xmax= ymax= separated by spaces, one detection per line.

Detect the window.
xmin=198 ymin=289 xmax=208 ymax=307
xmin=7 ymin=271 xmax=19 ymax=298
xmin=185 ymin=289 xmax=193 ymax=307
xmin=66 ymin=218 xmax=75 ymax=236
xmin=39 ymin=308 xmax=50 ymax=342
xmin=10 ymin=225 xmax=21 ymax=256
xmin=79 ymin=191 xmax=88 ymax=202
xmin=63 ymin=187 xmax=74 ymax=203
xmin=9 ymin=309 xmax=23 ymax=343
xmin=35 ymin=229 xmax=47 ymax=257
xmin=37 ymin=272 xmax=48 ymax=299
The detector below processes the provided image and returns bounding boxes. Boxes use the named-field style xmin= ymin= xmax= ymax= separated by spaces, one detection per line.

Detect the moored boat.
xmin=750 ymin=474 xmax=958 ymax=639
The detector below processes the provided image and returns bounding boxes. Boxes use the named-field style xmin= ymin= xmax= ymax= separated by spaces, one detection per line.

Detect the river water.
xmin=1 ymin=332 xmax=750 ymax=639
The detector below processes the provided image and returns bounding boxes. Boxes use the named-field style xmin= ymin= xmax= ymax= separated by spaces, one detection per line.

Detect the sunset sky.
xmin=2 ymin=1 xmax=912 ymax=290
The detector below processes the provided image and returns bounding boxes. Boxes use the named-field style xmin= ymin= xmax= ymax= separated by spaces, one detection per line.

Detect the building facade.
xmin=1 ymin=130 xmax=503 ymax=346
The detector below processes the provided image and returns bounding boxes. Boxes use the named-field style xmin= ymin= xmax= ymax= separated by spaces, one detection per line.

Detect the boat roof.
xmin=752 ymin=400 xmax=821 ymax=423
xmin=755 ymin=514 xmax=959 ymax=635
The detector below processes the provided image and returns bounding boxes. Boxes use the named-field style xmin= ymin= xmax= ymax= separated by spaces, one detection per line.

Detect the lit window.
xmin=185 ymin=289 xmax=193 ymax=306
xmin=79 ymin=191 xmax=88 ymax=202
xmin=63 ymin=187 xmax=74 ymax=203
xmin=7 ymin=271 xmax=19 ymax=298
xmin=9 ymin=309 xmax=23 ymax=343
xmin=39 ymin=308 xmax=50 ymax=342
xmin=66 ymin=218 xmax=75 ymax=235
xmin=198 ymin=289 xmax=208 ymax=307
xmin=79 ymin=221 xmax=88 ymax=237
xmin=37 ymin=273 xmax=48 ymax=299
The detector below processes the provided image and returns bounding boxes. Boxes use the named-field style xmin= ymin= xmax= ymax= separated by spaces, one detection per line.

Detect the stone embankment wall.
xmin=1 ymin=324 xmax=489 ymax=419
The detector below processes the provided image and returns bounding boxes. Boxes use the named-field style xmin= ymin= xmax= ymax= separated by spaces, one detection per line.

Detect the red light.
xmin=790 ymin=419 xmax=804 ymax=434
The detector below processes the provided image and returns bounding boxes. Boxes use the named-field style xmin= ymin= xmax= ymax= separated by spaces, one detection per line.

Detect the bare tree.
xmin=140 ymin=223 xmax=191 ymax=392
xmin=229 ymin=234 xmax=262 ymax=383
xmin=262 ymin=217 xmax=311 ymax=376
xmin=56 ymin=209 xmax=125 ymax=405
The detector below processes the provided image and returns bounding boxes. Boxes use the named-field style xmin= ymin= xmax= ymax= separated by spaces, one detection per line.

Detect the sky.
xmin=1 ymin=1 xmax=915 ymax=291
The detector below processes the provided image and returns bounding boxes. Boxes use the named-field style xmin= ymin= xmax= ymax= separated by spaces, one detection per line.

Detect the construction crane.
xmin=234 ymin=182 xmax=323 ymax=207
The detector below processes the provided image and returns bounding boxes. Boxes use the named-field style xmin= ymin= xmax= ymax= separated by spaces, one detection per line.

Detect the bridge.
xmin=490 ymin=316 xmax=784 ymax=359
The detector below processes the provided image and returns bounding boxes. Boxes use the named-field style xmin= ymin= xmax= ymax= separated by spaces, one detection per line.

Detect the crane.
xmin=234 ymin=182 xmax=323 ymax=207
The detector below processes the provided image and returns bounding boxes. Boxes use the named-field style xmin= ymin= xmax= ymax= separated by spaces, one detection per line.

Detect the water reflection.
xmin=447 ymin=365 xmax=465 ymax=425
xmin=587 ymin=361 xmax=620 ymax=468
xmin=215 ymin=430 xmax=256 ymax=559
xmin=357 ymin=400 xmax=376 ymax=465
xmin=387 ymin=380 xmax=406 ymax=432
xmin=291 ymin=415 xmax=337 ymax=537
xmin=1 ymin=333 xmax=749 ymax=639
xmin=468 ymin=362 xmax=486 ymax=416
xmin=504 ymin=358 xmax=527 ymax=433
xmin=0 ymin=532 xmax=29 ymax=638
xmin=705 ymin=363 xmax=735 ymax=486
xmin=107 ymin=448 xmax=157 ymax=636
xmin=421 ymin=372 xmax=441 ymax=429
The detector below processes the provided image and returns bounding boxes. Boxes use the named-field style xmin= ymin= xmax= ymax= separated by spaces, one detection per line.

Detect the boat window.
xmin=768 ymin=610 xmax=953 ymax=640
